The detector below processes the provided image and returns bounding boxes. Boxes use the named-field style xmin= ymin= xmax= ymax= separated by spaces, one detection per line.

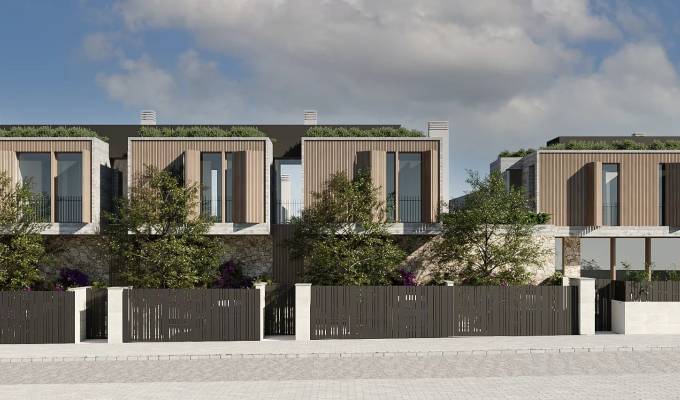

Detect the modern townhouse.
xmin=491 ymin=135 xmax=680 ymax=280
xmin=0 ymin=112 xmax=450 ymax=285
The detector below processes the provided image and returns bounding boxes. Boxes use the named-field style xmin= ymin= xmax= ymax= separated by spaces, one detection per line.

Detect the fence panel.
xmin=595 ymin=279 xmax=613 ymax=331
xmin=614 ymin=281 xmax=680 ymax=302
xmin=454 ymin=286 xmax=578 ymax=336
xmin=310 ymin=286 xmax=454 ymax=339
xmin=265 ymin=284 xmax=295 ymax=335
xmin=86 ymin=288 xmax=107 ymax=339
xmin=0 ymin=291 xmax=75 ymax=344
xmin=122 ymin=288 xmax=259 ymax=342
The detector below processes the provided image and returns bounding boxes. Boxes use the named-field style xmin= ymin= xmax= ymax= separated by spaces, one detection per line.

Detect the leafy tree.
xmin=104 ymin=166 xmax=224 ymax=288
xmin=0 ymin=172 xmax=47 ymax=290
xmin=290 ymin=171 xmax=406 ymax=285
xmin=431 ymin=171 xmax=547 ymax=285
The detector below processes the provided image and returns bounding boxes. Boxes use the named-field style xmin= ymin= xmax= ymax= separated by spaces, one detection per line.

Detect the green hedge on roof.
xmin=139 ymin=126 xmax=267 ymax=138
xmin=305 ymin=126 xmax=423 ymax=138
xmin=498 ymin=149 xmax=535 ymax=158
xmin=544 ymin=140 xmax=680 ymax=150
xmin=0 ymin=126 xmax=106 ymax=141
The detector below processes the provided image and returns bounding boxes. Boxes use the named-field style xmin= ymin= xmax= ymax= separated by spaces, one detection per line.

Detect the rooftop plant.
xmin=544 ymin=140 xmax=680 ymax=151
xmin=0 ymin=126 xmax=106 ymax=141
xmin=498 ymin=149 xmax=535 ymax=158
xmin=139 ymin=126 xmax=266 ymax=138
xmin=305 ymin=126 xmax=423 ymax=138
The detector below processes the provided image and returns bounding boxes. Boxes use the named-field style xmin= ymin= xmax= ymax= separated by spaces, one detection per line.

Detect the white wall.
xmin=612 ymin=300 xmax=680 ymax=334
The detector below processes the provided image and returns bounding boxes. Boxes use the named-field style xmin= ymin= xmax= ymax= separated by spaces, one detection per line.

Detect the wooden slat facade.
xmin=538 ymin=151 xmax=680 ymax=226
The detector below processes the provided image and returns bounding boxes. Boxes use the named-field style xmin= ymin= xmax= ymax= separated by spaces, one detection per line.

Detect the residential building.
xmin=491 ymin=135 xmax=680 ymax=279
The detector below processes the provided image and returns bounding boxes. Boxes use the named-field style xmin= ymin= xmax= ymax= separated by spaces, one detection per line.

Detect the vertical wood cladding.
xmin=130 ymin=140 xmax=267 ymax=224
xmin=303 ymin=140 xmax=440 ymax=221
xmin=539 ymin=152 xmax=680 ymax=226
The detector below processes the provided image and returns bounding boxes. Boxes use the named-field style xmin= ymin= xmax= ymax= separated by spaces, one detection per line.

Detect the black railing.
xmin=276 ymin=201 xmax=303 ymax=224
xmin=386 ymin=194 xmax=396 ymax=222
xmin=602 ymin=203 xmax=619 ymax=226
xmin=28 ymin=193 xmax=51 ymax=222
xmin=398 ymin=196 xmax=422 ymax=223
xmin=201 ymin=198 xmax=234 ymax=222
xmin=57 ymin=195 xmax=82 ymax=223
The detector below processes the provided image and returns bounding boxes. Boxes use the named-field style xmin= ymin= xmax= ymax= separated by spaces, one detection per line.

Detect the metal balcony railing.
xmin=28 ymin=193 xmax=50 ymax=223
xmin=56 ymin=195 xmax=82 ymax=223
xmin=201 ymin=198 xmax=234 ymax=222
xmin=602 ymin=203 xmax=619 ymax=226
xmin=276 ymin=201 xmax=303 ymax=224
xmin=398 ymin=196 xmax=422 ymax=223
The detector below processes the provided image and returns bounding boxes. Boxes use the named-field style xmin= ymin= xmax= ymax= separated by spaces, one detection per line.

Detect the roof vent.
xmin=140 ymin=110 xmax=157 ymax=125
xmin=631 ymin=132 xmax=646 ymax=137
xmin=303 ymin=110 xmax=318 ymax=125
xmin=427 ymin=121 xmax=449 ymax=136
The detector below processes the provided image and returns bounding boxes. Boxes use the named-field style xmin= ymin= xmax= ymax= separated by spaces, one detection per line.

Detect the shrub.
xmin=543 ymin=271 xmax=564 ymax=286
xmin=305 ymin=126 xmax=423 ymax=138
xmin=544 ymin=140 xmax=680 ymax=151
xmin=139 ymin=126 xmax=266 ymax=138
xmin=498 ymin=149 xmax=535 ymax=158
xmin=58 ymin=268 xmax=91 ymax=288
xmin=212 ymin=259 xmax=253 ymax=289
xmin=0 ymin=126 xmax=105 ymax=141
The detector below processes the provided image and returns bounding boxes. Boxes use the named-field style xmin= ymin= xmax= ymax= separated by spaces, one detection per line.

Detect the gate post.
xmin=295 ymin=283 xmax=312 ymax=341
xmin=68 ymin=286 xmax=91 ymax=343
xmin=254 ymin=282 xmax=267 ymax=340
xmin=107 ymin=287 xmax=131 ymax=344
xmin=569 ymin=278 xmax=595 ymax=335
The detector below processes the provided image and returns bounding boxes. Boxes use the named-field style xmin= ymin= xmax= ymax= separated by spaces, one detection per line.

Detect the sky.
xmin=3 ymin=1 xmax=680 ymax=197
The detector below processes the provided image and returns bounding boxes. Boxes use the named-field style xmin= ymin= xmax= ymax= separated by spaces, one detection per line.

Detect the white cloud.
xmin=89 ymin=0 xmax=680 ymax=194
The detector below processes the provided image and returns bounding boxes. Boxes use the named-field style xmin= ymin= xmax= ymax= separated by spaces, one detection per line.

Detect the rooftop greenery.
xmin=305 ymin=126 xmax=423 ymax=138
xmin=0 ymin=126 xmax=106 ymax=141
xmin=139 ymin=126 xmax=267 ymax=138
xmin=498 ymin=149 xmax=535 ymax=158
xmin=544 ymin=140 xmax=680 ymax=150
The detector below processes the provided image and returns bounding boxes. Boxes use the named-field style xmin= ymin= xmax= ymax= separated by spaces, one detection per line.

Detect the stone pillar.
xmin=295 ymin=283 xmax=312 ymax=341
xmin=563 ymin=237 xmax=581 ymax=278
xmin=254 ymin=282 xmax=267 ymax=341
xmin=68 ymin=286 xmax=90 ymax=343
xmin=107 ymin=287 xmax=131 ymax=344
xmin=569 ymin=278 xmax=595 ymax=335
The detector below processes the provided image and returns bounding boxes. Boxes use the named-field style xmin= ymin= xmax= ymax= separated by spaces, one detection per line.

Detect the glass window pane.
xmin=386 ymin=152 xmax=396 ymax=222
xmin=18 ymin=153 xmax=51 ymax=222
xmin=602 ymin=164 xmax=619 ymax=226
xmin=398 ymin=153 xmax=421 ymax=222
xmin=225 ymin=153 xmax=234 ymax=222
xmin=201 ymin=153 xmax=222 ymax=219
xmin=57 ymin=153 xmax=82 ymax=222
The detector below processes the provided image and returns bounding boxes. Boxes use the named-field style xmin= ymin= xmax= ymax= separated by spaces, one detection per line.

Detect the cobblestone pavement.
xmin=2 ymin=350 xmax=680 ymax=399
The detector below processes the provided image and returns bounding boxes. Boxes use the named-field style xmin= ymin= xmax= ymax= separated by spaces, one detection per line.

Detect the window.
xmin=398 ymin=153 xmax=422 ymax=222
xmin=275 ymin=159 xmax=302 ymax=224
xmin=602 ymin=164 xmax=619 ymax=226
xmin=18 ymin=153 xmax=51 ymax=222
xmin=386 ymin=152 xmax=396 ymax=222
xmin=225 ymin=153 xmax=234 ymax=222
xmin=660 ymin=164 xmax=666 ymax=226
xmin=56 ymin=153 xmax=82 ymax=222
xmin=201 ymin=153 xmax=222 ymax=220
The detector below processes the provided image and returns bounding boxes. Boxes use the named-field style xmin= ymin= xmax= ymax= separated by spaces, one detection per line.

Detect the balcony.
xmin=28 ymin=193 xmax=50 ymax=223
xmin=56 ymin=195 xmax=82 ymax=223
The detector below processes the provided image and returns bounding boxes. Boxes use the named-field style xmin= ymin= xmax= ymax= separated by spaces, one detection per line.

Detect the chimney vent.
xmin=631 ymin=132 xmax=646 ymax=137
xmin=140 ymin=110 xmax=157 ymax=125
xmin=303 ymin=110 xmax=318 ymax=125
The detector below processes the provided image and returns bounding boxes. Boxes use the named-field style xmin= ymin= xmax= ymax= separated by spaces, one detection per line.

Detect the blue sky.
xmin=2 ymin=1 xmax=680 ymax=196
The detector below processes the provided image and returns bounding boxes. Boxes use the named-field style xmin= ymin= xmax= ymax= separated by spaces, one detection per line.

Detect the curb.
xmin=2 ymin=345 xmax=680 ymax=363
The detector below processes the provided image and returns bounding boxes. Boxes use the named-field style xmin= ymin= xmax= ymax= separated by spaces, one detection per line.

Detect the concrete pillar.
xmin=295 ymin=283 xmax=312 ymax=341
xmin=427 ymin=121 xmax=449 ymax=212
xmin=68 ymin=286 xmax=90 ymax=343
xmin=569 ymin=277 xmax=595 ymax=335
xmin=254 ymin=282 xmax=267 ymax=340
xmin=562 ymin=237 xmax=581 ymax=278
xmin=107 ymin=287 xmax=131 ymax=344
xmin=610 ymin=238 xmax=617 ymax=280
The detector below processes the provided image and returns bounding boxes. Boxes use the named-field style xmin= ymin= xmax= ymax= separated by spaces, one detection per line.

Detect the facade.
xmin=491 ymin=135 xmax=680 ymax=279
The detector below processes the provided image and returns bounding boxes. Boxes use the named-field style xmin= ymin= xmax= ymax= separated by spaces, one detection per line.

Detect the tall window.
xmin=398 ymin=153 xmax=422 ymax=222
xmin=602 ymin=164 xmax=619 ymax=226
xmin=660 ymin=163 xmax=666 ymax=226
xmin=201 ymin=153 xmax=222 ymax=220
xmin=385 ymin=152 xmax=396 ymax=222
xmin=225 ymin=153 xmax=234 ymax=222
xmin=18 ymin=153 xmax=51 ymax=222
xmin=56 ymin=153 xmax=82 ymax=222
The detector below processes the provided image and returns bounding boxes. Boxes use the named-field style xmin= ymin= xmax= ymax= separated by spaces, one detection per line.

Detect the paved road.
xmin=2 ymin=350 xmax=680 ymax=399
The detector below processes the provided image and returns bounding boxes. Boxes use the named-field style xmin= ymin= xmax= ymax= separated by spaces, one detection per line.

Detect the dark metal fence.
xmin=453 ymin=286 xmax=578 ymax=336
xmin=613 ymin=280 xmax=680 ymax=302
xmin=595 ymin=279 xmax=613 ymax=331
xmin=398 ymin=196 xmax=422 ymax=223
xmin=28 ymin=193 xmax=50 ymax=222
xmin=122 ymin=288 xmax=260 ymax=342
xmin=311 ymin=286 xmax=455 ymax=339
xmin=56 ymin=195 xmax=82 ymax=223
xmin=276 ymin=201 xmax=303 ymax=223
xmin=0 ymin=291 xmax=74 ymax=344
xmin=265 ymin=284 xmax=295 ymax=335
xmin=201 ymin=198 xmax=234 ymax=222
xmin=86 ymin=288 xmax=107 ymax=339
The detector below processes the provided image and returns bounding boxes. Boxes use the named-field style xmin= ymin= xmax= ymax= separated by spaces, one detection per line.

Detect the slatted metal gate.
xmin=122 ymin=288 xmax=260 ymax=342
xmin=86 ymin=288 xmax=108 ymax=339
xmin=595 ymin=279 xmax=613 ymax=331
xmin=265 ymin=284 xmax=295 ymax=336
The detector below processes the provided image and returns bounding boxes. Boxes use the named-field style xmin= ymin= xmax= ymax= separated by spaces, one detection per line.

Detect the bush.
xmin=212 ymin=259 xmax=253 ymax=289
xmin=545 ymin=140 xmax=680 ymax=151
xmin=542 ymin=271 xmax=564 ymax=286
xmin=57 ymin=268 xmax=90 ymax=289
xmin=498 ymin=149 xmax=535 ymax=158
xmin=139 ymin=126 xmax=266 ymax=138
xmin=0 ymin=126 xmax=105 ymax=141
xmin=305 ymin=126 xmax=423 ymax=138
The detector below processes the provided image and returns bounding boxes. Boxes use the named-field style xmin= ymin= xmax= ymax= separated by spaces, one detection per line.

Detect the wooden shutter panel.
xmin=184 ymin=150 xmax=201 ymax=218
xmin=357 ymin=151 xmax=387 ymax=221
xmin=233 ymin=151 xmax=265 ymax=223
xmin=421 ymin=150 xmax=439 ymax=223
xmin=81 ymin=149 xmax=91 ymax=223
xmin=0 ymin=151 xmax=18 ymax=184
xmin=666 ymin=163 xmax=680 ymax=226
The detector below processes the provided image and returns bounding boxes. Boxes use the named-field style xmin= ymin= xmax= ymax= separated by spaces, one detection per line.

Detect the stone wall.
xmin=563 ymin=237 xmax=581 ymax=278
xmin=218 ymin=235 xmax=273 ymax=278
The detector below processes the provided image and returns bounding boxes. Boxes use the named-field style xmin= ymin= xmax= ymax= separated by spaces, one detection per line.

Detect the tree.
xmin=290 ymin=171 xmax=406 ymax=285
xmin=104 ymin=166 xmax=225 ymax=288
xmin=0 ymin=172 xmax=47 ymax=290
xmin=431 ymin=171 xmax=548 ymax=285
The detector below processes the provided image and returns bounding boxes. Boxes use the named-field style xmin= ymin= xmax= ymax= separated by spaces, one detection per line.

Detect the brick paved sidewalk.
xmin=4 ymin=334 xmax=680 ymax=363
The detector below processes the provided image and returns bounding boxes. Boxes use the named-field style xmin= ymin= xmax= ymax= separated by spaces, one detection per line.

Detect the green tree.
xmin=290 ymin=171 xmax=406 ymax=285
xmin=104 ymin=166 xmax=224 ymax=288
xmin=0 ymin=172 xmax=47 ymax=290
xmin=431 ymin=171 xmax=548 ymax=285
